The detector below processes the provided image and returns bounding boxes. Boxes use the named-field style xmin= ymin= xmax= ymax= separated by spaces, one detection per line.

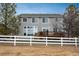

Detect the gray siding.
xmin=19 ymin=14 xmax=64 ymax=36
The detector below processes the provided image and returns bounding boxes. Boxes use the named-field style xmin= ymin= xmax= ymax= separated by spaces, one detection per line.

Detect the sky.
xmin=16 ymin=3 xmax=79 ymax=15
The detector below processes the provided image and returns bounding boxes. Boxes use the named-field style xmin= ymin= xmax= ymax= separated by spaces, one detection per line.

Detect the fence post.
xmin=75 ymin=37 xmax=77 ymax=47
xmin=30 ymin=36 xmax=32 ymax=46
xmin=14 ymin=36 xmax=16 ymax=46
xmin=61 ymin=37 xmax=63 ymax=46
xmin=46 ymin=37 xmax=48 ymax=46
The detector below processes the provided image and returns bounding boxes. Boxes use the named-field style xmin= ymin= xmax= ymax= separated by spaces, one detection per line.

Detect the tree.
xmin=0 ymin=3 xmax=20 ymax=35
xmin=63 ymin=4 xmax=78 ymax=37
xmin=53 ymin=17 xmax=63 ymax=33
xmin=72 ymin=15 xmax=79 ymax=37
xmin=8 ymin=15 xmax=21 ymax=35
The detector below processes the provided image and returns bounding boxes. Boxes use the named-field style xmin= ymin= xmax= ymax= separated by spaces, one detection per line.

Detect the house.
xmin=19 ymin=14 xmax=64 ymax=36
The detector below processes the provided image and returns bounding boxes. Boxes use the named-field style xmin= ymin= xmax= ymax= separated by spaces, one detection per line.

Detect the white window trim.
xmin=25 ymin=26 xmax=38 ymax=36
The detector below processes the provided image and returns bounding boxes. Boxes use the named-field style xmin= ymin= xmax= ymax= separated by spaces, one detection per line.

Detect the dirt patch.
xmin=0 ymin=44 xmax=79 ymax=56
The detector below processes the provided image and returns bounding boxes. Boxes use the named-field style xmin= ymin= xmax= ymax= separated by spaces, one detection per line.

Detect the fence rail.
xmin=0 ymin=35 xmax=79 ymax=47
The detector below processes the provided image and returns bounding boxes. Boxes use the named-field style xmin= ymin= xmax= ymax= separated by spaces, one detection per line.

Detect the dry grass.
xmin=0 ymin=44 xmax=79 ymax=56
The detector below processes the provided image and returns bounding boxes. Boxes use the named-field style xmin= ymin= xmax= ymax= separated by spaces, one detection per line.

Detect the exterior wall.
xmin=19 ymin=14 xmax=64 ymax=36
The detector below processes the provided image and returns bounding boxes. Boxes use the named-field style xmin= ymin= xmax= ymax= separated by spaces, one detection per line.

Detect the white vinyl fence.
xmin=0 ymin=35 xmax=79 ymax=47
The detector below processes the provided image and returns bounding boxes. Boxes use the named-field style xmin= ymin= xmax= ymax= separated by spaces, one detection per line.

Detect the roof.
xmin=19 ymin=14 xmax=63 ymax=18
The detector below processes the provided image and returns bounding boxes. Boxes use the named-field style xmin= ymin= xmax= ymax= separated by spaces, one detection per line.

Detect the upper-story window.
xmin=42 ymin=17 xmax=48 ymax=23
xmin=56 ymin=18 xmax=58 ymax=22
xmin=32 ymin=17 xmax=35 ymax=23
xmin=23 ymin=18 xmax=27 ymax=22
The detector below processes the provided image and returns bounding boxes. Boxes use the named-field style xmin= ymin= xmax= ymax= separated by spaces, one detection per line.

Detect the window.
xmin=56 ymin=18 xmax=58 ymax=21
xmin=28 ymin=34 xmax=33 ymax=36
xmin=32 ymin=17 xmax=35 ymax=23
xmin=24 ymin=33 xmax=26 ymax=36
xmin=42 ymin=27 xmax=49 ymax=32
xmin=43 ymin=29 xmax=48 ymax=32
xmin=53 ymin=28 xmax=57 ymax=32
xmin=42 ymin=28 xmax=49 ymax=36
xmin=24 ymin=26 xmax=26 ymax=28
xmin=42 ymin=17 xmax=48 ymax=23
xmin=23 ymin=18 xmax=27 ymax=22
